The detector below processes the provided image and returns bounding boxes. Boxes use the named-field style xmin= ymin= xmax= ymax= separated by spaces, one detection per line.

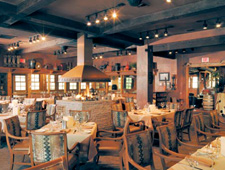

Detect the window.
xmin=89 ymin=83 xmax=92 ymax=89
xmin=46 ymin=75 xmax=55 ymax=90
xmin=70 ymin=83 xmax=77 ymax=90
xmin=31 ymin=74 xmax=39 ymax=90
xmin=96 ymin=83 xmax=99 ymax=89
xmin=125 ymin=77 xmax=133 ymax=89
xmin=81 ymin=83 xmax=86 ymax=89
xmin=118 ymin=77 xmax=121 ymax=90
xmin=58 ymin=75 xmax=64 ymax=90
xmin=15 ymin=75 xmax=26 ymax=91
xmin=192 ymin=76 xmax=198 ymax=88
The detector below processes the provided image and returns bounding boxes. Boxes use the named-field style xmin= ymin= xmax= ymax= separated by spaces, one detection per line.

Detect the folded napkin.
xmin=189 ymin=155 xmax=214 ymax=167
xmin=134 ymin=112 xmax=143 ymax=115
xmin=60 ymin=129 xmax=71 ymax=133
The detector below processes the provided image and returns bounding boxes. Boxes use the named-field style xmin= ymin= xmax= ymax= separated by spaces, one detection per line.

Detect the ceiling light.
xmin=112 ymin=10 xmax=117 ymax=19
xmin=169 ymin=51 xmax=172 ymax=55
xmin=155 ymin=30 xmax=159 ymax=38
xmin=93 ymin=44 xmax=96 ymax=49
xmin=182 ymin=49 xmax=186 ymax=53
xmin=95 ymin=56 xmax=98 ymax=59
xmin=8 ymin=45 xmax=11 ymax=51
xmin=33 ymin=36 xmax=36 ymax=43
xmin=29 ymin=37 xmax=32 ymax=44
xmin=10 ymin=45 xmax=13 ymax=50
xmin=95 ymin=14 xmax=100 ymax=24
xmin=36 ymin=35 xmax=40 ymax=42
xmin=146 ymin=31 xmax=150 ymax=39
xmin=86 ymin=16 xmax=92 ymax=26
xmin=14 ymin=43 xmax=17 ymax=49
xmin=216 ymin=18 xmax=222 ymax=28
xmin=164 ymin=28 xmax=168 ymax=36
xmin=41 ymin=35 xmax=46 ymax=41
xmin=128 ymin=51 xmax=131 ymax=55
xmin=203 ymin=20 xmax=208 ymax=30
xmin=175 ymin=50 xmax=178 ymax=54
xmin=99 ymin=55 xmax=103 ymax=59
xmin=139 ymin=33 xmax=143 ymax=40
xmin=58 ymin=50 xmax=61 ymax=55
xmin=104 ymin=11 xmax=108 ymax=21
xmin=166 ymin=0 xmax=171 ymax=3
xmin=54 ymin=51 xmax=57 ymax=55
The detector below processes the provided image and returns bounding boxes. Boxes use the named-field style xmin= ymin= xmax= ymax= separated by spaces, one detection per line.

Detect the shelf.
xmin=104 ymin=70 xmax=137 ymax=76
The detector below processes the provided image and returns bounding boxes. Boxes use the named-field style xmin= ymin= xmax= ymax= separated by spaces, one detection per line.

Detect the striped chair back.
xmin=125 ymin=97 xmax=134 ymax=103
xmin=125 ymin=102 xmax=135 ymax=112
xmin=30 ymin=132 xmax=67 ymax=163
xmin=4 ymin=115 xmax=22 ymax=137
xmin=112 ymin=110 xmax=128 ymax=129
xmin=26 ymin=110 xmax=46 ymax=130
xmin=174 ymin=110 xmax=184 ymax=129
xmin=112 ymin=103 xmax=123 ymax=111
xmin=35 ymin=101 xmax=43 ymax=111
xmin=193 ymin=114 xmax=205 ymax=132
xmin=183 ymin=108 xmax=194 ymax=126
xmin=209 ymin=110 xmax=219 ymax=127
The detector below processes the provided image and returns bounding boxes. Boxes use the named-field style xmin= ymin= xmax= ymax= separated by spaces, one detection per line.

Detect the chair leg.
xmin=22 ymin=155 xmax=26 ymax=162
xmin=188 ymin=128 xmax=191 ymax=141
xmin=10 ymin=154 xmax=14 ymax=170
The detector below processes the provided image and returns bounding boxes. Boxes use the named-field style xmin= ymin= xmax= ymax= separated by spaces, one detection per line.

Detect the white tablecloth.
xmin=36 ymin=98 xmax=54 ymax=104
xmin=128 ymin=109 xmax=175 ymax=129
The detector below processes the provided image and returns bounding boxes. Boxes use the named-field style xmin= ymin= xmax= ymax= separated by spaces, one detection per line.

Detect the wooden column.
xmin=105 ymin=82 xmax=109 ymax=94
xmin=47 ymin=74 xmax=50 ymax=94
xmin=86 ymin=82 xmax=90 ymax=96
xmin=27 ymin=73 xmax=31 ymax=98
xmin=7 ymin=72 xmax=12 ymax=97
xmin=137 ymin=45 xmax=154 ymax=108
xmin=64 ymin=83 xmax=67 ymax=93
xmin=78 ymin=82 xmax=81 ymax=94
xmin=120 ymin=75 xmax=124 ymax=95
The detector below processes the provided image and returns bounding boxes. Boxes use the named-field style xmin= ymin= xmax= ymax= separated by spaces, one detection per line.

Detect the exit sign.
xmin=202 ymin=57 xmax=209 ymax=63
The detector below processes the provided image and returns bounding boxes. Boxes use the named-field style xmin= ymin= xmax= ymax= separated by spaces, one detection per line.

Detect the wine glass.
xmin=185 ymin=156 xmax=198 ymax=170
xmin=74 ymin=112 xmax=82 ymax=132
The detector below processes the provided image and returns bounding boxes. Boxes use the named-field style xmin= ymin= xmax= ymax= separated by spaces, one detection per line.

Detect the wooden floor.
xmin=0 ymin=123 xmax=212 ymax=170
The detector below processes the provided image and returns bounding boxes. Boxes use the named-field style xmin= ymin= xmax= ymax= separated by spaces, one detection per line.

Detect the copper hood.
xmin=59 ymin=33 xmax=110 ymax=83
xmin=59 ymin=65 xmax=110 ymax=82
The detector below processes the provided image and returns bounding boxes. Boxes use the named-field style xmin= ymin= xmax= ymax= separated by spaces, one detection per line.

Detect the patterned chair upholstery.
xmin=112 ymin=103 xmax=123 ymax=111
xmin=4 ymin=116 xmax=32 ymax=170
xmin=209 ymin=110 xmax=225 ymax=130
xmin=174 ymin=110 xmax=184 ymax=140
xmin=30 ymin=132 xmax=79 ymax=169
xmin=26 ymin=110 xmax=46 ymax=131
xmin=112 ymin=110 xmax=128 ymax=130
xmin=124 ymin=129 xmax=155 ymax=170
xmin=25 ymin=156 xmax=68 ymax=170
xmin=35 ymin=101 xmax=43 ymax=111
xmin=125 ymin=102 xmax=135 ymax=112
xmin=46 ymin=104 xmax=56 ymax=121
xmin=180 ymin=108 xmax=194 ymax=141
xmin=125 ymin=97 xmax=134 ymax=103
xmin=24 ymin=98 xmax=36 ymax=105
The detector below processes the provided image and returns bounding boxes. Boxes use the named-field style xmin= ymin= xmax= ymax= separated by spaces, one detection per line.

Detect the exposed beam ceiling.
xmin=2 ymin=0 xmax=57 ymax=26
xmin=104 ymin=0 xmax=225 ymax=35
xmin=0 ymin=1 xmax=16 ymax=15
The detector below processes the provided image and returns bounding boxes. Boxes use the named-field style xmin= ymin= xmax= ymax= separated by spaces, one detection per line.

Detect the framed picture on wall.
xmin=159 ymin=72 xmax=170 ymax=81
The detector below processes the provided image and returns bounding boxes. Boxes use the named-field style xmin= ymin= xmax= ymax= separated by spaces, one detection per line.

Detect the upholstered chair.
xmin=46 ymin=104 xmax=56 ymax=121
xmin=56 ymin=105 xmax=66 ymax=119
xmin=123 ymin=128 xmax=155 ymax=170
xmin=125 ymin=97 xmax=134 ymax=103
xmin=125 ymin=102 xmax=135 ymax=112
xmin=157 ymin=124 xmax=201 ymax=170
xmin=209 ymin=110 xmax=225 ymax=130
xmin=30 ymin=132 xmax=79 ymax=169
xmin=35 ymin=101 xmax=43 ymax=111
xmin=4 ymin=116 xmax=32 ymax=170
xmin=112 ymin=103 xmax=123 ymax=111
xmin=25 ymin=156 xmax=68 ymax=170
xmin=23 ymin=98 xmax=36 ymax=105
xmin=180 ymin=108 xmax=194 ymax=141
xmin=26 ymin=110 xmax=46 ymax=131
xmin=193 ymin=113 xmax=225 ymax=145
xmin=174 ymin=109 xmax=184 ymax=140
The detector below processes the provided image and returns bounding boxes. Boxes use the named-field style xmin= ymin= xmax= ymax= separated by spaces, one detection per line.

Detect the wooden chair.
xmin=30 ymin=131 xmax=80 ymax=170
xmin=25 ymin=156 xmax=68 ymax=170
xmin=193 ymin=113 xmax=225 ymax=145
xmin=125 ymin=97 xmax=134 ymax=103
xmin=157 ymin=124 xmax=201 ymax=170
xmin=34 ymin=101 xmax=43 ymax=111
xmin=209 ymin=110 xmax=225 ymax=130
xmin=4 ymin=116 xmax=32 ymax=170
xmin=180 ymin=108 xmax=194 ymax=141
xmin=26 ymin=110 xmax=46 ymax=131
xmin=56 ymin=105 xmax=66 ymax=119
xmin=174 ymin=109 xmax=185 ymax=140
xmin=124 ymin=102 xmax=135 ymax=112
xmin=46 ymin=104 xmax=56 ymax=121
xmin=112 ymin=103 xmax=123 ymax=111
xmin=0 ymin=121 xmax=3 ymax=148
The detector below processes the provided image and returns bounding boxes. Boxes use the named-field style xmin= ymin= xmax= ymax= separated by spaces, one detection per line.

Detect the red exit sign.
xmin=202 ymin=57 xmax=209 ymax=63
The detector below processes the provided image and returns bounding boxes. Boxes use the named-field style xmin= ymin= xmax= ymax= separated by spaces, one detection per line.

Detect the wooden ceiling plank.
xmin=153 ymin=35 xmax=225 ymax=52
xmin=3 ymin=0 xmax=57 ymax=25
xmin=0 ymin=1 xmax=17 ymax=15
xmin=104 ymin=0 xmax=225 ymax=35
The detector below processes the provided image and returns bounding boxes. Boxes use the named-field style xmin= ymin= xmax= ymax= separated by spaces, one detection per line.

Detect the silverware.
xmin=178 ymin=163 xmax=203 ymax=170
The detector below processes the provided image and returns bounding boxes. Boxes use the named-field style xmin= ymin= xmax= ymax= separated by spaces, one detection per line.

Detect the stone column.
xmin=137 ymin=45 xmax=154 ymax=108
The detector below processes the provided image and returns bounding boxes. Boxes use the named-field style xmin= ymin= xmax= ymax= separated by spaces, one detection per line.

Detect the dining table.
xmin=36 ymin=121 xmax=98 ymax=162
xmin=128 ymin=108 xmax=176 ymax=129
xmin=168 ymin=138 xmax=225 ymax=170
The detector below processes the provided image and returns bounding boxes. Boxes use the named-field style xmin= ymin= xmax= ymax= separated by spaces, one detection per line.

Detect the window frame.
xmin=14 ymin=74 xmax=27 ymax=92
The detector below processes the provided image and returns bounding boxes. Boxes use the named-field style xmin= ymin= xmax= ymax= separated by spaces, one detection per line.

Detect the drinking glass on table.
xmin=74 ymin=112 xmax=82 ymax=132
xmin=185 ymin=155 xmax=198 ymax=170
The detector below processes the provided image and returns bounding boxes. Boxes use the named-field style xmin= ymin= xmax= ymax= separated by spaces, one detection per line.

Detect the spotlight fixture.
xmin=36 ymin=35 xmax=40 ymax=42
xmin=164 ymin=28 xmax=168 ymax=36
xmin=95 ymin=14 xmax=100 ymax=24
xmin=99 ymin=54 xmax=103 ymax=59
xmin=146 ymin=31 xmax=150 ymax=39
xmin=169 ymin=51 xmax=172 ymax=55
xmin=203 ymin=20 xmax=208 ymax=30
xmin=8 ymin=45 xmax=11 ymax=51
xmin=13 ymin=43 xmax=17 ymax=49
xmin=139 ymin=33 xmax=143 ymax=40
xmin=93 ymin=44 xmax=96 ymax=49
xmin=166 ymin=0 xmax=171 ymax=3
xmin=29 ymin=37 xmax=33 ymax=44
xmin=58 ymin=50 xmax=61 ymax=55
xmin=175 ymin=50 xmax=178 ymax=54
xmin=86 ymin=16 xmax=92 ymax=26
xmin=128 ymin=51 xmax=132 ymax=55
xmin=41 ymin=35 xmax=46 ymax=41
xmin=33 ymin=36 xmax=36 ymax=43
xmin=103 ymin=11 xmax=108 ymax=21
xmin=216 ymin=18 xmax=222 ymax=28
xmin=95 ymin=56 xmax=98 ymax=59
xmin=54 ymin=51 xmax=57 ymax=55
xmin=112 ymin=10 xmax=117 ymax=19
xmin=182 ymin=49 xmax=186 ymax=53
xmin=116 ymin=51 xmax=119 ymax=56
xmin=155 ymin=30 xmax=159 ymax=38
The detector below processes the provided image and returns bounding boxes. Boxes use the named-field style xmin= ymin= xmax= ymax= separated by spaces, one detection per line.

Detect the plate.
xmin=85 ymin=122 xmax=95 ymax=126
xmin=197 ymin=148 xmax=213 ymax=155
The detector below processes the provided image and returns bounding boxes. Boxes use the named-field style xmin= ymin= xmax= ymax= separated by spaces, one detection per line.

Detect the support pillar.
xmin=137 ymin=45 xmax=154 ymax=108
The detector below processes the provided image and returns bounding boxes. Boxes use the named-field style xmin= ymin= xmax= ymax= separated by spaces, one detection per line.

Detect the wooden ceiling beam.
xmin=104 ymin=0 xmax=225 ymax=34
xmin=0 ymin=1 xmax=17 ymax=15
xmin=3 ymin=0 xmax=57 ymax=25
xmin=153 ymin=35 xmax=225 ymax=52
